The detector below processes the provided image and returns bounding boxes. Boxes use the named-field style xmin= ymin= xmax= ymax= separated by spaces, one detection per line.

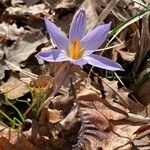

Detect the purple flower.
xmin=36 ymin=10 xmax=123 ymax=71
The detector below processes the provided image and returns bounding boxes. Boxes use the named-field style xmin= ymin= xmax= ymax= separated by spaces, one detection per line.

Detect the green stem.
xmin=0 ymin=120 xmax=9 ymax=128
xmin=0 ymin=110 xmax=20 ymax=126
xmin=5 ymin=97 xmax=25 ymax=122
xmin=13 ymin=117 xmax=22 ymax=124
xmin=16 ymin=99 xmax=31 ymax=107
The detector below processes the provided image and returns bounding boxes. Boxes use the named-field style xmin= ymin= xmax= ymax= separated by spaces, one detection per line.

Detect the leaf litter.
xmin=0 ymin=0 xmax=150 ymax=150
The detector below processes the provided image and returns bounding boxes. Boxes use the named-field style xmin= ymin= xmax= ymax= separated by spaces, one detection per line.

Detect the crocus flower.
xmin=36 ymin=10 xmax=123 ymax=71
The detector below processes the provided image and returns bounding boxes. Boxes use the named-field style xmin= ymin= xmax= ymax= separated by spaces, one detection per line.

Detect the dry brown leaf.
xmin=0 ymin=22 xmax=25 ymax=40
xmin=0 ymin=128 xmax=19 ymax=144
xmin=0 ymin=28 xmax=48 ymax=80
xmin=98 ymin=0 xmax=121 ymax=24
xmin=101 ymin=78 xmax=144 ymax=112
xmin=12 ymin=136 xmax=33 ymax=150
xmin=131 ymin=29 xmax=140 ymax=53
xmin=112 ymin=121 xmax=150 ymax=149
xmin=0 ymin=63 xmax=5 ymax=80
xmin=133 ymin=123 xmax=150 ymax=150
xmin=114 ymin=120 xmax=144 ymax=140
xmin=133 ymin=124 xmax=150 ymax=138
xmin=0 ymin=50 xmax=4 ymax=60
xmin=0 ymin=137 xmax=13 ymax=150
xmin=74 ymin=107 xmax=110 ymax=150
xmin=77 ymin=87 xmax=128 ymax=120
xmin=73 ymin=83 xmax=149 ymax=150
xmin=80 ymin=0 xmax=99 ymax=31
xmin=6 ymin=29 xmax=47 ymax=66
xmin=11 ymin=0 xmax=24 ymax=6
xmin=0 ymin=0 xmax=9 ymax=4
xmin=117 ymin=50 xmax=136 ymax=62
xmin=74 ymin=86 xmax=131 ymax=149
xmin=6 ymin=4 xmax=49 ymax=16
xmin=135 ymin=80 xmax=150 ymax=106
xmin=102 ymin=127 xmax=132 ymax=150
xmin=133 ymin=136 xmax=150 ymax=150
xmin=22 ymin=0 xmax=41 ymax=7
xmin=55 ymin=0 xmax=76 ymax=10
xmin=53 ymin=11 xmax=73 ymax=35
xmin=134 ymin=59 xmax=150 ymax=107
xmin=47 ymin=109 xmax=62 ymax=123
xmin=0 ymin=128 xmax=33 ymax=150
xmin=0 ymin=75 xmax=29 ymax=99
xmin=44 ymin=0 xmax=59 ymax=7
xmin=133 ymin=15 xmax=150 ymax=73
xmin=59 ymin=106 xmax=78 ymax=131
xmin=39 ymin=108 xmax=62 ymax=124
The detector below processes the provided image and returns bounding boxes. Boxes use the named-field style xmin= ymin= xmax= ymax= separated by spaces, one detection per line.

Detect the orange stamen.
xmin=69 ymin=39 xmax=84 ymax=59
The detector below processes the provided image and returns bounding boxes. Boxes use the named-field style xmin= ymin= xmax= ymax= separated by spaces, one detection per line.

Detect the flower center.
xmin=69 ymin=39 xmax=85 ymax=60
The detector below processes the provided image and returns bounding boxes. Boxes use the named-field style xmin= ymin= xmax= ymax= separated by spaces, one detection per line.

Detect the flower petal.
xmin=69 ymin=9 xmax=86 ymax=42
xmin=81 ymin=22 xmax=111 ymax=54
xmin=70 ymin=59 xmax=87 ymax=66
xmin=36 ymin=49 xmax=69 ymax=62
xmin=84 ymin=54 xmax=124 ymax=71
xmin=44 ymin=18 xmax=69 ymax=50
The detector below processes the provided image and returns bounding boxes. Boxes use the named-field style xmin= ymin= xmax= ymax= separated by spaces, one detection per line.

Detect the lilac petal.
xmin=84 ymin=54 xmax=124 ymax=71
xmin=81 ymin=22 xmax=111 ymax=55
xmin=44 ymin=18 xmax=69 ymax=50
xmin=36 ymin=49 xmax=69 ymax=62
xmin=70 ymin=59 xmax=87 ymax=66
xmin=69 ymin=10 xmax=86 ymax=42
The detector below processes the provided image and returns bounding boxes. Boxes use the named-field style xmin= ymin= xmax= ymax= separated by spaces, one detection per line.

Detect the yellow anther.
xmin=69 ymin=39 xmax=84 ymax=59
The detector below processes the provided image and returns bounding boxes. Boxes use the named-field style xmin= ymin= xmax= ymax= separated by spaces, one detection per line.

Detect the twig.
xmin=127 ymin=113 xmax=150 ymax=123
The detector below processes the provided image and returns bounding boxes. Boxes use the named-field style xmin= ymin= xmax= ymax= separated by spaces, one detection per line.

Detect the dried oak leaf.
xmin=77 ymin=87 xmax=128 ymax=120
xmin=74 ymin=86 xmax=132 ymax=150
xmin=102 ymin=126 xmax=132 ymax=150
xmin=113 ymin=121 xmax=150 ymax=150
xmin=101 ymin=78 xmax=144 ymax=113
xmin=133 ymin=124 xmax=150 ymax=139
xmin=5 ymin=29 xmax=47 ymax=67
xmin=0 ymin=28 xmax=47 ymax=80
xmin=133 ymin=136 xmax=150 ymax=150
xmin=133 ymin=124 xmax=150 ymax=150
xmin=0 ymin=127 xmax=33 ymax=150
xmin=0 ymin=74 xmax=29 ymax=99
xmin=74 ymin=83 xmax=149 ymax=150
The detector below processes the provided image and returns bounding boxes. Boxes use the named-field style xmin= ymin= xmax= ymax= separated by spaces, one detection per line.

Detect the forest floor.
xmin=0 ymin=0 xmax=150 ymax=149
